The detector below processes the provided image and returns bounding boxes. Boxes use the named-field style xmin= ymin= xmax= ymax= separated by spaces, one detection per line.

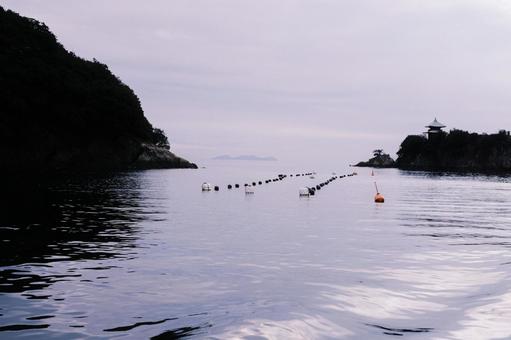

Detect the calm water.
xmin=1 ymin=163 xmax=511 ymax=339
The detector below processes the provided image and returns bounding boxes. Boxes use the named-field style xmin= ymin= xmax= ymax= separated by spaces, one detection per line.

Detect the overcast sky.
xmin=4 ymin=0 xmax=511 ymax=166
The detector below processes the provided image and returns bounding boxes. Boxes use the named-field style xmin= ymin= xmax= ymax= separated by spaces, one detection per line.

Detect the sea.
xmin=1 ymin=161 xmax=511 ymax=339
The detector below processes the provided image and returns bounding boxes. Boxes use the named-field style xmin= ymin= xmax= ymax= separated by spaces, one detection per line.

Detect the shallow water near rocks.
xmin=1 ymin=162 xmax=511 ymax=339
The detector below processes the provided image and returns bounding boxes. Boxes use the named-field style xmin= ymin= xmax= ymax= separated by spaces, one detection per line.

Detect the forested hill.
xmin=396 ymin=129 xmax=511 ymax=172
xmin=0 ymin=6 xmax=196 ymax=172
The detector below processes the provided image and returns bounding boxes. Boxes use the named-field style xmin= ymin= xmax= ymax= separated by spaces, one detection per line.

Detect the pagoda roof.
xmin=426 ymin=118 xmax=446 ymax=128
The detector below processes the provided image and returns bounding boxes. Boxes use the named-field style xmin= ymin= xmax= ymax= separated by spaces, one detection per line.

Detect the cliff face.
xmin=396 ymin=130 xmax=511 ymax=172
xmin=0 ymin=7 xmax=196 ymax=173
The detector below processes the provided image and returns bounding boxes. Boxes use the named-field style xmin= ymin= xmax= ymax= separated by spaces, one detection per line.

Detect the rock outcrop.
xmin=356 ymin=152 xmax=396 ymax=168
xmin=133 ymin=143 xmax=196 ymax=169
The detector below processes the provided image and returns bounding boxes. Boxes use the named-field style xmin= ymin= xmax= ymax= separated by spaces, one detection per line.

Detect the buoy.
xmin=252 ymin=182 xmax=256 ymax=186
xmin=375 ymin=193 xmax=385 ymax=203
xmin=214 ymin=186 xmax=219 ymax=191
xmin=244 ymin=183 xmax=248 ymax=187
xmin=228 ymin=184 xmax=232 ymax=189
xmin=235 ymin=184 xmax=240 ymax=188
xmin=245 ymin=186 xmax=254 ymax=194
xmin=258 ymin=181 xmax=262 ymax=185
xmin=299 ymin=188 xmax=310 ymax=197
xmin=202 ymin=182 xmax=212 ymax=191
xmin=374 ymin=182 xmax=384 ymax=203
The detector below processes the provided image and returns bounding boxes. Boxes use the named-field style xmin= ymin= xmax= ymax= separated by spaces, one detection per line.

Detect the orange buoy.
xmin=374 ymin=193 xmax=385 ymax=203
xmin=374 ymin=182 xmax=384 ymax=203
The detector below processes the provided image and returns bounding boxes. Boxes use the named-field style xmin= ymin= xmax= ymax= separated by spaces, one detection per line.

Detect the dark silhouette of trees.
xmin=396 ymin=129 xmax=511 ymax=171
xmin=152 ymin=128 xmax=170 ymax=150
xmin=0 ymin=6 xmax=192 ymax=172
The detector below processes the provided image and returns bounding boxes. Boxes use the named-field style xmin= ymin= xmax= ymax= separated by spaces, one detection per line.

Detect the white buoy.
xmin=299 ymin=187 xmax=310 ymax=197
xmin=245 ymin=186 xmax=255 ymax=194
xmin=202 ymin=182 xmax=212 ymax=191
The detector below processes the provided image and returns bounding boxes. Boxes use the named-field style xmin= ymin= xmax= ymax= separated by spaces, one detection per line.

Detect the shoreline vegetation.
xmin=358 ymin=129 xmax=511 ymax=173
xmin=396 ymin=129 xmax=511 ymax=172
xmin=0 ymin=7 xmax=197 ymax=174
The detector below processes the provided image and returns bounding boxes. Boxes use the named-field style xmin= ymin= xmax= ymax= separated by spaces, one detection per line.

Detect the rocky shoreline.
xmin=133 ymin=143 xmax=197 ymax=169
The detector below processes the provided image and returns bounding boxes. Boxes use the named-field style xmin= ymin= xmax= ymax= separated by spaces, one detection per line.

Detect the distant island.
xmin=356 ymin=149 xmax=395 ymax=168
xmin=212 ymin=155 xmax=277 ymax=161
xmin=0 ymin=7 xmax=196 ymax=173
xmin=357 ymin=118 xmax=511 ymax=172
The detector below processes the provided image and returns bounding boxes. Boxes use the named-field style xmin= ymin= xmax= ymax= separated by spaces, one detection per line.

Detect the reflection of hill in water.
xmin=0 ymin=173 xmax=159 ymax=292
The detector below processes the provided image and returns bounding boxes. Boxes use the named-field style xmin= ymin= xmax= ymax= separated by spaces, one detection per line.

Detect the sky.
xmin=3 ymin=0 xmax=511 ymax=166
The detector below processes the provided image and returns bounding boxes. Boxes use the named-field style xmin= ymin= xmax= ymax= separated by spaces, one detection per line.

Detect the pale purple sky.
xmin=4 ymin=0 xmax=511 ymax=166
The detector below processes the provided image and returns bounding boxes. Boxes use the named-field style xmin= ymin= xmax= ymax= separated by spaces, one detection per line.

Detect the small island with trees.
xmin=358 ymin=118 xmax=511 ymax=172
xmin=356 ymin=149 xmax=396 ymax=168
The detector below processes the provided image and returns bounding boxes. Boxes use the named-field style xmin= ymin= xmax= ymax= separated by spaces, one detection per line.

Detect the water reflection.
xmin=0 ymin=172 xmax=165 ymax=337
xmin=1 ymin=168 xmax=511 ymax=339
xmin=0 ymin=268 xmax=81 ymax=294
xmin=213 ymin=315 xmax=352 ymax=339
xmin=151 ymin=324 xmax=211 ymax=339
xmin=0 ymin=174 xmax=149 ymax=268
xmin=398 ymin=169 xmax=511 ymax=182
xmin=397 ymin=172 xmax=511 ymax=249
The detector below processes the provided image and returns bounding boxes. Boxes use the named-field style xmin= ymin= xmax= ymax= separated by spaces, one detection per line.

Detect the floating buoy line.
xmin=204 ymin=169 xmax=383 ymax=203
xmin=201 ymin=171 xmax=358 ymax=197
xmin=202 ymin=172 xmax=313 ymax=194
xmin=299 ymin=172 xmax=358 ymax=197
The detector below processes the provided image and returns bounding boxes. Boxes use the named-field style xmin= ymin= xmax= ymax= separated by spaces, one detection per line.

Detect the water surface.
xmin=1 ymin=163 xmax=511 ymax=339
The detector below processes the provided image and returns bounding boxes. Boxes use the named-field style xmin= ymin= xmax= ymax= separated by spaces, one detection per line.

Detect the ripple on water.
xmin=366 ymin=323 xmax=433 ymax=336
xmin=1 ymin=169 xmax=511 ymax=339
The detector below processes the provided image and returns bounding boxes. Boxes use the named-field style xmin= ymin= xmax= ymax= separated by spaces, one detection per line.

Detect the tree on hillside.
xmin=152 ymin=128 xmax=170 ymax=150
xmin=373 ymin=149 xmax=384 ymax=157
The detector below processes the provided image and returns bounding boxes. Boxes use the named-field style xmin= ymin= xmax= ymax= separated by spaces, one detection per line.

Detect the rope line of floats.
xmin=202 ymin=169 xmax=385 ymax=203
xmin=299 ymin=173 xmax=357 ymax=197
xmin=201 ymin=172 xmax=314 ymax=193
